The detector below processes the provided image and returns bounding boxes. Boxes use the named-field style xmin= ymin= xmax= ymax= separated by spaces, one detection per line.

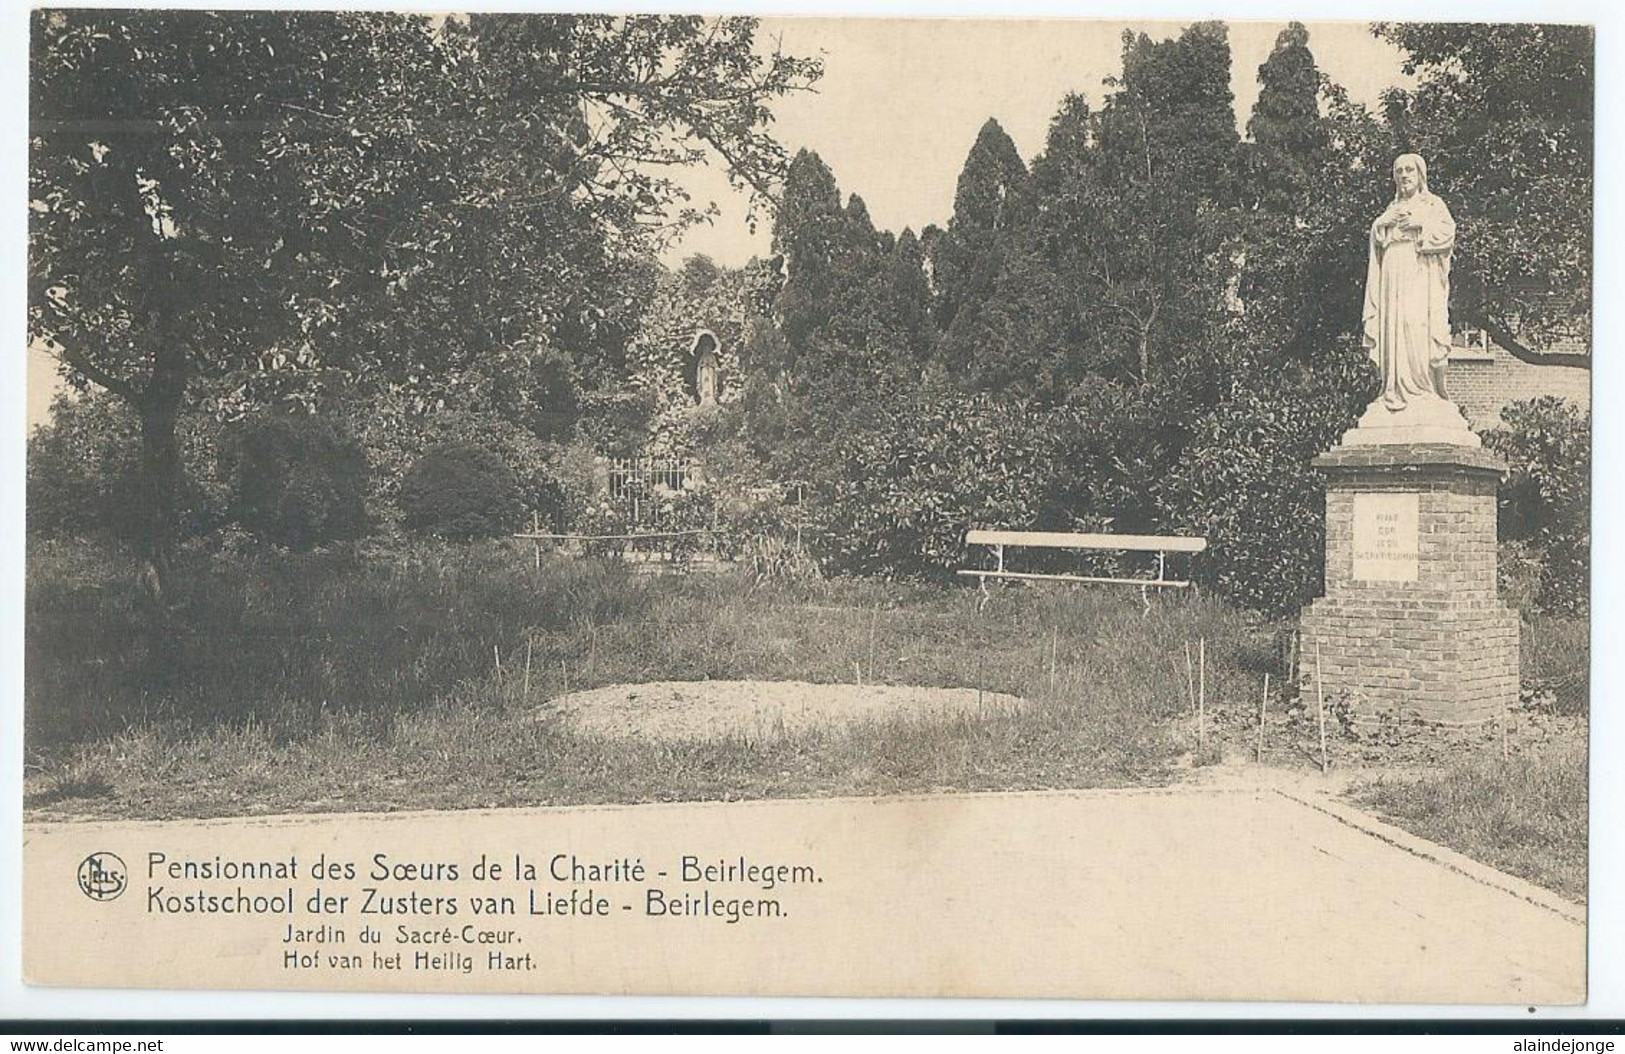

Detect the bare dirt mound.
xmin=542 ymin=680 xmax=1027 ymax=742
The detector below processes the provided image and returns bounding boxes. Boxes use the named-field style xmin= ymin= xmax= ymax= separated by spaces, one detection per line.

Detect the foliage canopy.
xmin=30 ymin=10 xmax=819 ymax=593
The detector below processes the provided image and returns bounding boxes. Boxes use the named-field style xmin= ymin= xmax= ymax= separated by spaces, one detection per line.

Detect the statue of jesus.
xmin=1361 ymin=153 xmax=1456 ymax=412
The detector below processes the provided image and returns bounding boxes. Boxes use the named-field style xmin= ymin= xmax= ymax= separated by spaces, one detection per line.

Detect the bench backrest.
xmin=965 ymin=529 xmax=1207 ymax=554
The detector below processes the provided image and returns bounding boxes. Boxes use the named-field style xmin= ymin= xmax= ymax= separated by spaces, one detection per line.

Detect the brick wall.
xmin=1301 ymin=600 xmax=1518 ymax=727
xmin=1447 ymin=344 xmax=1591 ymax=430
xmin=1321 ymin=474 xmax=1499 ymax=598
xmin=1300 ymin=450 xmax=1518 ymax=728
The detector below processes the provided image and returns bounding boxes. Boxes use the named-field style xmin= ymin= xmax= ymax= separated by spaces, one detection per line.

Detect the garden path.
xmin=23 ymin=786 xmax=1583 ymax=1003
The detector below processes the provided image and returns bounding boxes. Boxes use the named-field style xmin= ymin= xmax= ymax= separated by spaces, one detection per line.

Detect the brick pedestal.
xmin=1298 ymin=442 xmax=1518 ymax=728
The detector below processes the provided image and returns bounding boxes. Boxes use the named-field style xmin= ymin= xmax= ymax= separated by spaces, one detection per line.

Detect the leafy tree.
xmin=755 ymin=147 xmax=854 ymax=465
xmin=1096 ymin=23 xmax=1239 ymax=199
xmin=944 ymin=238 xmax=1074 ymax=400
xmin=1238 ymin=83 xmax=1393 ymax=361
xmin=1031 ymin=92 xmax=1093 ymax=197
xmin=680 ymin=254 xmax=723 ymax=294
xmin=808 ymin=203 xmax=936 ymax=381
xmin=32 ymin=12 xmax=421 ymax=594
xmin=879 ymin=229 xmax=937 ymax=364
xmin=1484 ymin=397 xmax=1590 ymax=615
xmin=29 ymin=10 xmax=819 ymax=600
xmin=1231 ymin=24 xmax=1395 ymax=384
xmin=28 ymin=396 xmax=134 ymax=540
xmin=825 ymin=193 xmax=893 ymax=355
xmin=753 ymin=149 xmax=923 ymax=483
xmin=1006 ymin=93 xmax=1113 ymax=398
xmin=1376 ymin=23 xmax=1592 ymax=364
xmin=937 ymin=98 xmax=1113 ymax=401
xmin=1151 ymin=25 xmax=1381 ymax=614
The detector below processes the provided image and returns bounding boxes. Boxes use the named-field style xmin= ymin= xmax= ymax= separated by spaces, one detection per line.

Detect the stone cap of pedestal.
xmin=1313 ymin=442 xmax=1507 ymax=476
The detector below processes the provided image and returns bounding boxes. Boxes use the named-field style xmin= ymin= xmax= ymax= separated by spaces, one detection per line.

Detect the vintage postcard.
xmin=21 ymin=11 xmax=1592 ymax=1004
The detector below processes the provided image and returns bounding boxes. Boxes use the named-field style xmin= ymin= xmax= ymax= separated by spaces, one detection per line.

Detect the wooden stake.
xmin=1258 ymin=672 xmax=1270 ymax=763
xmin=1184 ymin=642 xmax=1197 ymax=713
xmin=523 ymin=640 xmax=532 ymax=700
xmin=560 ymin=659 xmax=569 ymax=697
xmin=1197 ymin=637 xmax=1207 ymax=755
xmin=493 ymin=645 xmax=502 ymax=682
xmin=868 ymin=605 xmax=879 ymax=678
xmin=532 ymin=511 xmax=541 ymax=571
xmin=854 ymin=661 xmax=862 ymax=687
xmin=1315 ymin=640 xmax=1328 ymax=774
xmin=1049 ymin=628 xmax=1058 ymax=695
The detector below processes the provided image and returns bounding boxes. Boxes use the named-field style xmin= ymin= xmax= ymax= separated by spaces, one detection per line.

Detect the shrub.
xmin=804 ymin=385 xmax=1081 ymax=577
xmin=27 ymin=394 xmax=138 ymax=539
xmin=399 ymin=442 xmax=524 ymax=541
xmin=28 ymin=393 xmax=225 ymax=542
xmin=711 ymin=481 xmax=820 ymax=581
xmin=222 ymin=414 xmax=369 ymax=550
xmin=1484 ymin=397 xmax=1590 ymax=616
xmin=1521 ymin=613 xmax=1589 ymax=715
xmin=355 ymin=401 xmax=566 ymax=534
xmin=550 ymin=439 xmax=606 ymax=535
xmin=1158 ymin=352 xmax=1369 ymax=617
xmin=574 ymin=389 xmax=659 ymax=460
xmin=1165 ymin=446 xmax=1328 ymax=618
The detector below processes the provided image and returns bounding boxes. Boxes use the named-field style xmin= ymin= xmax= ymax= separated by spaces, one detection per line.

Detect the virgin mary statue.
xmin=1347 ymin=153 xmax=1478 ymax=445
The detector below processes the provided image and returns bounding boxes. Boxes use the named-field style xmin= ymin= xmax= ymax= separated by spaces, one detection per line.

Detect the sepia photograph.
xmin=19 ymin=8 xmax=1595 ymax=1007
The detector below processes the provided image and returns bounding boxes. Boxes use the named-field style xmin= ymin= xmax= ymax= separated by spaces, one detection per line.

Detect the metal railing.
xmin=608 ymin=456 xmax=692 ymax=502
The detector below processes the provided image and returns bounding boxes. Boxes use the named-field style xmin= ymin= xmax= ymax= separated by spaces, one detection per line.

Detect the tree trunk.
xmin=136 ymin=399 xmax=182 ymax=609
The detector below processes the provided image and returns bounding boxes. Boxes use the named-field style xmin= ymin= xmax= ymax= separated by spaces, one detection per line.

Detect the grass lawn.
xmin=1350 ymin=728 xmax=1588 ymax=902
xmin=24 ymin=536 xmax=1590 ymax=906
xmin=1341 ymin=614 xmax=1590 ymax=903
xmin=24 ymin=538 xmax=1267 ymax=819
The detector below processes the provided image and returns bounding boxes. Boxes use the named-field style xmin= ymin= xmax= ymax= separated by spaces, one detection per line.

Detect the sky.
xmin=657 ymin=18 xmax=1414 ymax=267
xmin=24 ymin=18 xmax=1413 ymax=431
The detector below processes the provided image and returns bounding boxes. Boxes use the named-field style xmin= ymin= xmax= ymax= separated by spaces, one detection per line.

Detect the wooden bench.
xmin=958 ymin=528 xmax=1208 ymax=611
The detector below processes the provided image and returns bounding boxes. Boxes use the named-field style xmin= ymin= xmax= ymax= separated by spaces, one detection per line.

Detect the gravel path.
xmin=542 ymin=679 xmax=1027 ymax=741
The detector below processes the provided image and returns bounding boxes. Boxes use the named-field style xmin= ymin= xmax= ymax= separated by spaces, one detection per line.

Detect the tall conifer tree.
xmin=931 ymin=118 xmax=1034 ymax=364
xmin=1245 ymin=22 xmax=1330 ymax=214
xmin=1082 ymin=23 xmax=1240 ymax=390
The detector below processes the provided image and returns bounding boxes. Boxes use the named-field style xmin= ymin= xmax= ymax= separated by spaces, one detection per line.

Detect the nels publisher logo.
xmin=77 ymin=852 xmax=127 ymax=902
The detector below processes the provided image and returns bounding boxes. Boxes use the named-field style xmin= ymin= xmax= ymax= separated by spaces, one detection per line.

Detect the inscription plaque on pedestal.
xmin=1351 ymin=492 xmax=1419 ymax=582
xmin=1303 ymin=444 xmax=1516 ymax=727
